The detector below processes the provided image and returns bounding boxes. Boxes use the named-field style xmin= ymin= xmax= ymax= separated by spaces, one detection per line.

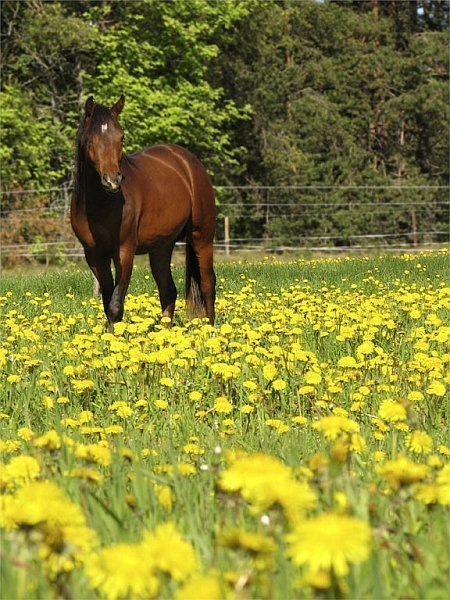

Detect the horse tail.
xmin=185 ymin=243 xmax=204 ymax=320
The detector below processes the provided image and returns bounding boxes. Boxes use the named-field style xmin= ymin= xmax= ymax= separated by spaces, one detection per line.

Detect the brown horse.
xmin=71 ymin=95 xmax=216 ymax=331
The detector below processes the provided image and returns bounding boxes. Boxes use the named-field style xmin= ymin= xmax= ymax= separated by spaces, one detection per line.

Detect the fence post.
xmin=93 ymin=277 xmax=100 ymax=298
xmin=224 ymin=216 xmax=230 ymax=257
xmin=411 ymin=208 xmax=418 ymax=247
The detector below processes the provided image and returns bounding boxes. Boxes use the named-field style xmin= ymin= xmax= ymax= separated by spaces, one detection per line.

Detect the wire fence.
xmin=1 ymin=185 xmax=449 ymax=264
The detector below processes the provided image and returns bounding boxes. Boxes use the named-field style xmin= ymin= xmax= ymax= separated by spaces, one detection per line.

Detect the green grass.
xmin=1 ymin=249 xmax=447 ymax=305
xmin=0 ymin=250 xmax=449 ymax=599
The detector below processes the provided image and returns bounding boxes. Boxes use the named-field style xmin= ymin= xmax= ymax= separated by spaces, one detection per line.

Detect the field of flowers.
xmin=0 ymin=250 xmax=449 ymax=599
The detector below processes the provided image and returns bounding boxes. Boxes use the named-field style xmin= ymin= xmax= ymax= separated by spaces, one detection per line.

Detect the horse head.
xmin=81 ymin=95 xmax=125 ymax=193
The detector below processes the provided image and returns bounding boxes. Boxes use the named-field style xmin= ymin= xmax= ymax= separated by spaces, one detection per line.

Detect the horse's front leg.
xmin=108 ymin=245 xmax=135 ymax=330
xmin=85 ymin=251 xmax=114 ymax=321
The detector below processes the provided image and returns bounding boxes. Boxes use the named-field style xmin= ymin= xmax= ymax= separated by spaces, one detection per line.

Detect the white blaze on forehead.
xmin=101 ymin=123 xmax=108 ymax=133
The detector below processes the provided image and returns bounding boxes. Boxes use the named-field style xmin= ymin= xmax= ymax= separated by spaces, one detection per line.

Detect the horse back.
xmin=122 ymin=144 xmax=215 ymax=251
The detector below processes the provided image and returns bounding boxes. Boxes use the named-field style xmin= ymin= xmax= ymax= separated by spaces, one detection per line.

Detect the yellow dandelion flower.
xmin=376 ymin=454 xmax=429 ymax=490
xmin=428 ymin=455 xmax=442 ymax=468
xmin=304 ymin=370 xmax=322 ymax=385
xmin=407 ymin=391 xmax=424 ymax=402
xmin=142 ymin=522 xmax=198 ymax=581
xmin=2 ymin=480 xmax=97 ymax=574
xmin=262 ymin=362 xmax=278 ymax=381
xmin=220 ymin=323 xmax=233 ymax=335
xmin=72 ymin=378 xmax=95 ymax=393
xmin=292 ymin=416 xmax=308 ymax=425
xmin=436 ymin=464 xmax=450 ymax=506
xmin=334 ymin=492 xmax=349 ymax=512
xmin=302 ymin=569 xmax=332 ymax=590
xmin=426 ymin=380 xmax=446 ymax=397
xmin=0 ymin=440 xmax=21 ymax=454
xmin=210 ymin=362 xmax=240 ymax=380
xmin=182 ymin=443 xmax=204 ymax=455
xmin=154 ymin=399 xmax=168 ymax=409
xmin=265 ymin=419 xmax=290 ymax=433
xmin=86 ymin=542 xmax=159 ymax=600
xmin=177 ymin=462 xmax=197 ymax=476
xmin=75 ymin=443 xmax=111 ymax=467
xmin=337 ymin=356 xmax=358 ymax=368
xmin=406 ymin=430 xmax=433 ymax=454
xmin=218 ymin=452 xmax=316 ymax=519
xmin=349 ymin=433 xmax=366 ymax=454
xmin=414 ymin=483 xmax=439 ymax=505
xmin=189 ymin=391 xmax=202 ymax=402
xmin=17 ymin=427 xmax=34 ymax=441
xmin=176 ymin=573 xmax=222 ymax=600
xmin=34 ymin=429 xmax=61 ymax=450
xmin=42 ymin=396 xmax=54 ymax=408
xmin=156 ymin=485 xmax=175 ymax=511
xmin=2 ymin=455 xmax=40 ymax=487
xmin=78 ymin=410 xmax=94 ymax=424
xmin=395 ymin=422 xmax=409 ymax=432
xmin=104 ymin=425 xmax=123 ymax=435
xmin=218 ymin=527 xmax=276 ymax=554
xmin=312 ymin=415 xmax=359 ymax=441
xmin=299 ymin=384 xmax=315 ymax=394
xmin=378 ymin=400 xmax=407 ymax=422
xmin=330 ymin=438 xmax=349 ymax=462
xmin=214 ymin=396 xmax=233 ymax=414
xmin=356 ymin=340 xmax=375 ymax=357
xmin=272 ymin=378 xmax=287 ymax=391
xmin=66 ymin=467 xmax=104 ymax=484
xmin=117 ymin=405 xmax=133 ymax=418
xmin=286 ymin=512 xmax=371 ymax=576
xmin=373 ymin=451 xmax=386 ymax=462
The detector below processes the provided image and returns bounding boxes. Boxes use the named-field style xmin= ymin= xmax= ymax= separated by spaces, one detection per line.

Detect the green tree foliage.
xmin=213 ymin=0 xmax=448 ymax=246
xmin=82 ymin=0 xmax=251 ymax=177
xmin=1 ymin=0 xmax=448 ymax=257
xmin=1 ymin=0 xmax=94 ymax=192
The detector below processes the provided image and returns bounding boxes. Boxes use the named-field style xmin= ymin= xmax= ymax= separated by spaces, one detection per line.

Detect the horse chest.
xmin=73 ymin=209 xmax=123 ymax=253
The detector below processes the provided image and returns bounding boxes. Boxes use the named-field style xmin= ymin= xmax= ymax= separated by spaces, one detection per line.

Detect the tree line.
xmin=1 ymin=0 xmax=448 ymax=262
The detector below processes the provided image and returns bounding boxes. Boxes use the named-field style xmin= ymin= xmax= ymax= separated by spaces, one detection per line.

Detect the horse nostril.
xmin=116 ymin=172 xmax=123 ymax=185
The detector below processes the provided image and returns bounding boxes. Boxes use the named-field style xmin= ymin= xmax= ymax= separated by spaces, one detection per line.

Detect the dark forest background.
xmin=1 ymin=0 xmax=448 ymax=262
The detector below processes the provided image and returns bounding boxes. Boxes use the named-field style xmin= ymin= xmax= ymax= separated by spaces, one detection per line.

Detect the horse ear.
xmin=111 ymin=95 xmax=125 ymax=116
xmin=85 ymin=96 xmax=95 ymax=117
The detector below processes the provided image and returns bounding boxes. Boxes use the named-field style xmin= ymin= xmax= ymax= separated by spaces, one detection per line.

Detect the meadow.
xmin=0 ymin=250 xmax=449 ymax=599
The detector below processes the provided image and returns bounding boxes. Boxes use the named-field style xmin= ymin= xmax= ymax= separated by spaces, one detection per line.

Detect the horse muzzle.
xmin=101 ymin=172 xmax=123 ymax=193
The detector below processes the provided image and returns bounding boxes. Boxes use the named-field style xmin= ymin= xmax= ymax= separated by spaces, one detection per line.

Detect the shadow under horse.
xmin=71 ymin=95 xmax=216 ymax=331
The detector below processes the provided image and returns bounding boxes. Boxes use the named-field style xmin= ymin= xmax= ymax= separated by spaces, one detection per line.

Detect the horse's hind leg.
xmin=149 ymin=243 xmax=177 ymax=322
xmin=199 ymin=243 xmax=216 ymax=325
xmin=188 ymin=237 xmax=216 ymax=325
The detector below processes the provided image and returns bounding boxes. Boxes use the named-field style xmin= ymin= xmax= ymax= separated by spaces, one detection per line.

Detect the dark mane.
xmin=74 ymin=122 xmax=85 ymax=200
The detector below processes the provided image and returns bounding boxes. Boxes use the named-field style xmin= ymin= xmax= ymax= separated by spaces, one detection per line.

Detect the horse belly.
xmin=135 ymin=195 xmax=191 ymax=252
